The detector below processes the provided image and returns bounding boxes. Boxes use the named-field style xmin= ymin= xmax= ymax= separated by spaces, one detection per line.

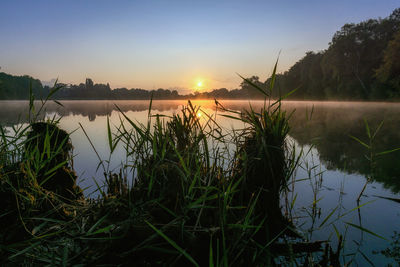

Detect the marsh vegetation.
xmin=1 ymin=78 xmax=400 ymax=266
xmin=0 ymin=79 xmax=344 ymax=266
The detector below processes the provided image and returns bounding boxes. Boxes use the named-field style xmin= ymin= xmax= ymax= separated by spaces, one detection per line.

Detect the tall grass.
xmin=0 ymin=83 xmax=84 ymax=263
xmin=0 ymin=72 xmax=364 ymax=265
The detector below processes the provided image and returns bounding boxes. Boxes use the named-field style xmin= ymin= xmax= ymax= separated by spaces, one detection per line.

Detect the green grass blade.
xmin=269 ymin=55 xmax=279 ymax=93
xmin=319 ymin=206 xmax=338 ymax=228
xmin=107 ymin=115 xmax=113 ymax=153
xmin=372 ymin=120 xmax=384 ymax=140
xmin=87 ymin=214 xmax=109 ymax=235
xmin=349 ymin=135 xmax=370 ymax=149
xmin=376 ymin=147 xmax=400 ymax=156
xmin=145 ymin=220 xmax=199 ymax=267
xmin=345 ymin=222 xmax=386 ymax=240
xmin=237 ymin=73 xmax=268 ymax=97
xmin=209 ymin=236 xmax=214 ymax=267
xmin=364 ymin=118 xmax=371 ymax=139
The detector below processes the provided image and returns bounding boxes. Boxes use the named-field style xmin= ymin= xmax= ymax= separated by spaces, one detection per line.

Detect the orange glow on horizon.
xmin=194 ymin=79 xmax=205 ymax=91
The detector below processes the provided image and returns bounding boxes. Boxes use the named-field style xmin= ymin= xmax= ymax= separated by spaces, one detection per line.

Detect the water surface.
xmin=1 ymin=100 xmax=400 ymax=265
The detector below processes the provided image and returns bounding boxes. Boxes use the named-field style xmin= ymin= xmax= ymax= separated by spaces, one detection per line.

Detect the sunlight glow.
xmin=197 ymin=81 xmax=203 ymax=87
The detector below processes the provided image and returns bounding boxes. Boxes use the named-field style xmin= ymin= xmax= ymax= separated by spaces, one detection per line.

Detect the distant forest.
xmin=1 ymin=8 xmax=399 ymax=101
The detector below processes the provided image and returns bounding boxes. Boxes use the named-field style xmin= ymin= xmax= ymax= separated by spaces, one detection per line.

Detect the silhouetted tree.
xmin=375 ymin=30 xmax=400 ymax=97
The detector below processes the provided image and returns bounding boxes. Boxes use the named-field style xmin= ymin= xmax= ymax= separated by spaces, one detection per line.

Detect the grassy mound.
xmin=0 ymin=78 xmax=342 ymax=266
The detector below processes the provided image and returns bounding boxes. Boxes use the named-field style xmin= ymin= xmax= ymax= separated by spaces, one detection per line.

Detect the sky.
xmin=0 ymin=0 xmax=399 ymax=92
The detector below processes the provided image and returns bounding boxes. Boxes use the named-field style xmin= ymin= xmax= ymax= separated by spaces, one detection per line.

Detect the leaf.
xmin=53 ymin=100 xmax=64 ymax=107
xmin=46 ymin=82 xmax=63 ymax=100
xmin=376 ymin=147 xmax=400 ymax=156
xmin=344 ymin=222 xmax=386 ymax=240
xmin=209 ymin=236 xmax=214 ymax=267
xmin=237 ymin=73 xmax=268 ymax=97
xmin=338 ymin=200 xmax=374 ymax=219
xmin=62 ymin=246 xmax=68 ymax=267
xmin=332 ymin=224 xmax=341 ymax=240
xmin=290 ymin=193 xmax=298 ymax=210
xmin=86 ymin=225 xmax=113 ymax=236
xmin=358 ymin=247 xmax=375 ymax=266
xmin=220 ymin=114 xmax=244 ymax=122
xmin=87 ymin=214 xmax=109 ymax=235
xmin=319 ymin=206 xmax=338 ymax=228
xmin=280 ymin=86 xmax=300 ymax=100
xmin=148 ymin=94 xmax=153 ymax=118
xmin=9 ymin=241 xmax=41 ymax=259
xmin=269 ymin=55 xmax=279 ymax=93
xmin=372 ymin=120 xmax=384 ymax=140
xmin=43 ymin=160 xmax=69 ymax=179
xmin=145 ymin=220 xmax=199 ymax=267
xmin=349 ymin=135 xmax=370 ymax=149
xmin=107 ymin=115 xmax=113 ymax=153
xmin=364 ymin=118 xmax=371 ymax=139
xmin=115 ymin=104 xmax=146 ymax=139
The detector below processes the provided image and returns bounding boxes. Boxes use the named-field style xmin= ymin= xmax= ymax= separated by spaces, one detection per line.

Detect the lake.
xmin=1 ymin=99 xmax=400 ymax=265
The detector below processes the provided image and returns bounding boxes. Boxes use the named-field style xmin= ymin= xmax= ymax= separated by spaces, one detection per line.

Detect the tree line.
xmin=268 ymin=8 xmax=400 ymax=100
xmin=1 ymin=8 xmax=399 ymax=100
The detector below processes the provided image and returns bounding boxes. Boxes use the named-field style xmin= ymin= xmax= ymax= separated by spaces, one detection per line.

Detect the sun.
xmin=197 ymin=81 xmax=203 ymax=87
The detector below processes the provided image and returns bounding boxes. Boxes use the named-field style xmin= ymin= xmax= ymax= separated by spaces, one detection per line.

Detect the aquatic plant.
xmin=0 ymin=72 xmax=361 ymax=266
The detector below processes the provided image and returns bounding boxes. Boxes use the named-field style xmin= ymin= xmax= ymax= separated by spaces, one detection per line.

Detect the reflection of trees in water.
xmin=374 ymin=231 xmax=400 ymax=264
xmin=0 ymin=99 xmax=268 ymax=125
xmin=286 ymin=102 xmax=400 ymax=193
xmin=1 ymin=100 xmax=400 ymax=192
xmin=0 ymin=100 xmax=183 ymax=124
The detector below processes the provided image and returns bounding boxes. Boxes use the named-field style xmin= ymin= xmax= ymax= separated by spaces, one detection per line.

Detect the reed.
xmin=0 ymin=73 xmax=366 ymax=266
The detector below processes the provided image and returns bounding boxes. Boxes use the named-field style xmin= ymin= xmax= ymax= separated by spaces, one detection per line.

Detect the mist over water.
xmin=1 ymin=99 xmax=400 ymax=264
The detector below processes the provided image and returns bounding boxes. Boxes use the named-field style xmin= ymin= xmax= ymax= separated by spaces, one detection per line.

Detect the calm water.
xmin=1 ymin=100 xmax=400 ymax=265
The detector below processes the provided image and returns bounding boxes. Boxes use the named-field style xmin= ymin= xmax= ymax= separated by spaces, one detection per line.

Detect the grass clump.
xmin=0 ymin=75 xmax=342 ymax=266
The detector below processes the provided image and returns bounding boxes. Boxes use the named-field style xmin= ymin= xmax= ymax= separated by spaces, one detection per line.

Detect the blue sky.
xmin=0 ymin=0 xmax=398 ymax=91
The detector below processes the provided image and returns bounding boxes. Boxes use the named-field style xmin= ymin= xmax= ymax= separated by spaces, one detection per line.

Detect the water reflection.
xmin=1 ymin=99 xmax=399 ymax=264
xmin=1 ymin=100 xmax=399 ymax=192
xmin=284 ymin=102 xmax=400 ymax=193
xmin=0 ymin=100 xmax=182 ymax=124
